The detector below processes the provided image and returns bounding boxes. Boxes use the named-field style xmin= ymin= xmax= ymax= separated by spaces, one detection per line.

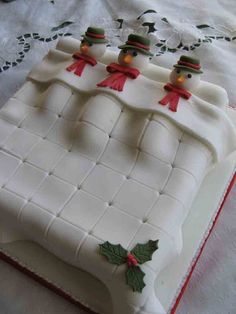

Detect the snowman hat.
xmin=118 ymin=34 xmax=153 ymax=56
xmin=174 ymin=55 xmax=203 ymax=74
xmin=82 ymin=26 xmax=108 ymax=44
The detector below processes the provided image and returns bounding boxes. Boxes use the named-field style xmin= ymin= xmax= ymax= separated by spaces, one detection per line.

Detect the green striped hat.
xmin=118 ymin=34 xmax=153 ymax=56
xmin=174 ymin=55 xmax=203 ymax=74
xmin=82 ymin=26 xmax=108 ymax=44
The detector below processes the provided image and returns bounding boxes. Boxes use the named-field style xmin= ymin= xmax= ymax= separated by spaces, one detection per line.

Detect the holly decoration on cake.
xmin=97 ymin=33 xmax=153 ymax=92
xmin=99 ymin=239 xmax=159 ymax=293
xmin=66 ymin=26 xmax=108 ymax=76
xmin=159 ymin=55 xmax=203 ymax=112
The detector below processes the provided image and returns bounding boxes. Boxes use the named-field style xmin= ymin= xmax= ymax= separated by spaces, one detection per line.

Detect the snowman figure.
xmin=66 ymin=26 xmax=108 ymax=76
xmin=97 ymin=33 xmax=153 ymax=91
xmin=159 ymin=55 xmax=203 ymax=112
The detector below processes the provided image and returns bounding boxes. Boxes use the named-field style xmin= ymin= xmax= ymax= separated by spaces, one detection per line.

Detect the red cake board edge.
xmin=170 ymin=172 xmax=235 ymax=314
xmin=0 ymin=253 xmax=99 ymax=314
xmin=0 ymin=173 xmax=235 ymax=314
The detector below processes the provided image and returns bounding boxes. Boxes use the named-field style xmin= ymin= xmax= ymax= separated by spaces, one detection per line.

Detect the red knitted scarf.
xmin=97 ymin=62 xmax=140 ymax=92
xmin=159 ymin=83 xmax=192 ymax=112
xmin=66 ymin=53 xmax=97 ymax=76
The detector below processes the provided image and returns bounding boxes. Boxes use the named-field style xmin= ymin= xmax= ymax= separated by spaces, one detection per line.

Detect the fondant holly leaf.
xmin=99 ymin=239 xmax=159 ymax=293
xmin=99 ymin=241 xmax=127 ymax=265
xmin=131 ymin=240 xmax=159 ymax=264
xmin=126 ymin=266 xmax=146 ymax=292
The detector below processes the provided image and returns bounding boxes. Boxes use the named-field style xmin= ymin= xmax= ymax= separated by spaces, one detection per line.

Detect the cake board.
xmin=0 ymin=149 xmax=235 ymax=314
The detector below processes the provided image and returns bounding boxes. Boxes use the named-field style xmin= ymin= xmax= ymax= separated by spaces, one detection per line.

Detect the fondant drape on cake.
xmin=28 ymin=40 xmax=236 ymax=162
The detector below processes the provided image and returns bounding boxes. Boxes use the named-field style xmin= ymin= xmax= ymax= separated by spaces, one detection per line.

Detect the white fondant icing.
xmin=53 ymin=152 xmax=94 ymax=186
xmin=5 ymin=163 xmax=47 ymax=199
xmin=60 ymin=190 xmax=107 ymax=231
xmin=31 ymin=175 xmax=76 ymax=215
xmin=0 ymin=220 xmax=27 ymax=243
xmin=0 ymin=36 xmax=235 ymax=314
xmin=0 ymin=151 xmax=21 ymax=187
xmin=26 ymin=139 xmax=67 ymax=172
xmin=4 ymin=128 xmax=40 ymax=159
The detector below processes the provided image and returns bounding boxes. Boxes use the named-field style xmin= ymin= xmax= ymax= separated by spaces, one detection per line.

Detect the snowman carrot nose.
xmin=80 ymin=44 xmax=89 ymax=54
xmin=176 ymin=75 xmax=186 ymax=84
xmin=123 ymin=54 xmax=133 ymax=64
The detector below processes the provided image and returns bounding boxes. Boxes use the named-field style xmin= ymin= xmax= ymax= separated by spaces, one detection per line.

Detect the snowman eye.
xmin=88 ymin=42 xmax=93 ymax=47
xmin=123 ymin=49 xmax=127 ymax=54
xmin=132 ymin=51 xmax=138 ymax=57
xmin=176 ymin=69 xmax=181 ymax=74
xmin=81 ymin=40 xmax=85 ymax=44
xmin=187 ymin=73 xmax=192 ymax=78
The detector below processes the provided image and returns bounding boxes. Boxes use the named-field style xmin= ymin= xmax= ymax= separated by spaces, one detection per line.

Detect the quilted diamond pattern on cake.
xmin=40 ymin=83 xmax=72 ymax=114
xmin=0 ymin=189 xmax=26 ymax=218
xmin=130 ymin=151 xmax=173 ymax=190
xmin=61 ymin=93 xmax=89 ymax=121
xmin=20 ymin=202 xmax=55 ymax=238
xmin=26 ymin=139 xmax=66 ymax=172
xmin=0 ymin=151 xmax=21 ymax=187
xmin=82 ymin=94 xmax=122 ymax=134
xmin=3 ymin=128 xmax=40 ymax=159
xmin=46 ymin=118 xmax=77 ymax=149
xmin=92 ymin=206 xmax=141 ymax=247
xmin=77 ymin=235 xmax=117 ymax=279
xmin=163 ymin=168 xmax=197 ymax=205
xmin=47 ymin=217 xmax=87 ymax=261
xmin=14 ymin=81 xmax=47 ymax=107
xmin=100 ymin=138 xmax=138 ymax=174
xmin=0 ymin=119 xmax=16 ymax=146
xmin=5 ymin=163 xmax=46 ymax=199
xmin=31 ymin=175 xmax=76 ymax=215
xmin=0 ymin=98 xmax=33 ymax=126
xmin=0 ymin=77 xmax=217 ymax=313
xmin=113 ymin=179 xmax=158 ymax=219
xmin=60 ymin=190 xmax=107 ymax=230
xmin=152 ymin=114 xmax=183 ymax=140
xmin=21 ymin=108 xmax=58 ymax=137
xmin=181 ymin=133 xmax=212 ymax=159
xmin=111 ymin=108 xmax=150 ymax=147
xmin=140 ymin=120 xmax=179 ymax=163
xmin=82 ymin=164 xmax=125 ymax=201
xmin=147 ymin=194 xmax=184 ymax=232
xmin=53 ymin=152 xmax=94 ymax=186
xmin=0 ymin=86 xmax=212 ymax=258
xmin=174 ymin=141 xmax=211 ymax=180
xmin=72 ymin=122 xmax=109 ymax=160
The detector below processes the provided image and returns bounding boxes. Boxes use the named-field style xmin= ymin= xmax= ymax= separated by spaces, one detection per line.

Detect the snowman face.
xmin=118 ymin=49 xmax=149 ymax=72
xmin=80 ymin=40 xmax=106 ymax=60
xmin=170 ymin=68 xmax=201 ymax=91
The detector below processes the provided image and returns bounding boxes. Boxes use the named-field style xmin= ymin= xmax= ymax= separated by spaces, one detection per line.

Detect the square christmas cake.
xmin=0 ymin=27 xmax=235 ymax=314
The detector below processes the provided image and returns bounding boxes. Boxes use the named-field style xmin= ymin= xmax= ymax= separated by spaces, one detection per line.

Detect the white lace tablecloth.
xmin=0 ymin=1 xmax=235 ymax=313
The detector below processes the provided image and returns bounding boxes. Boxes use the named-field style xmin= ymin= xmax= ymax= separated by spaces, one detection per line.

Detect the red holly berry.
xmin=126 ymin=253 xmax=138 ymax=267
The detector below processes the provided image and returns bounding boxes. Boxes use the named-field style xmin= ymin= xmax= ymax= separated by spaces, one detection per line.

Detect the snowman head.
xmin=118 ymin=34 xmax=153 ymax=72
xmin=118 ymin=48 xmax=150 ymax=72
xmin=79 ymin=26 xmax=108 ymax=60
xmin=170 ymin=55 xmax=203 ymax=91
